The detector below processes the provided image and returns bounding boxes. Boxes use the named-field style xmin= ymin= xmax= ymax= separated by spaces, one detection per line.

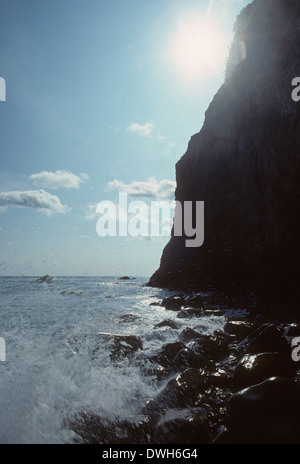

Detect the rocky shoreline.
xmin=68 ymin=291 xmax=300 ymax=444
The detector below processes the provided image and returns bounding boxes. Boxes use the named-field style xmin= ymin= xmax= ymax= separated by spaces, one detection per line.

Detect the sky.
xmin=0 ymin=0 xmax=251 ymax=277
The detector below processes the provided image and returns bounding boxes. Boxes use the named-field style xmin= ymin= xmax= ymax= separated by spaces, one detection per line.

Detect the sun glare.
xmin=169 ymin=15 xmax=231 ymax=83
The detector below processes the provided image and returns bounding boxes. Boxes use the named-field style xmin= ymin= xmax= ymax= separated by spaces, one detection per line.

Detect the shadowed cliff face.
xmin=149 ymin=0 xmax=300 ymax=302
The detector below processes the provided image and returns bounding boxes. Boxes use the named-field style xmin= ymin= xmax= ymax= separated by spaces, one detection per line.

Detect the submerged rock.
xmin=32 ymin=274 xmax=53 ymax=283
xmin=68 ymin=410 xmax=150 ymax=444
xmin=154 ymin=319 xmax=180 ymax=330
xmin=119 ymin=314 xmax=141 ymax=323
xmin=151 ymin=407 xmax=210 ymax=444
xmin=60 ymin=290 xmax=83 ymax=296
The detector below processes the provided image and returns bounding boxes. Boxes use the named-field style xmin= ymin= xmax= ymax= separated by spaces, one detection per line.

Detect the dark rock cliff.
xmin=149 ymin=0 xmax=300 ymax=303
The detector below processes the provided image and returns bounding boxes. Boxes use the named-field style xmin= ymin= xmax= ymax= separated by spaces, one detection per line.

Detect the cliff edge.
xmin=148 ymin=0 xmax=300 ymax=303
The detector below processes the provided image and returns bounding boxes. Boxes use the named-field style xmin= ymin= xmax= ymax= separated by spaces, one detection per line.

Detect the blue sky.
xmin=0 ymin=0 xmax=251 ymax=277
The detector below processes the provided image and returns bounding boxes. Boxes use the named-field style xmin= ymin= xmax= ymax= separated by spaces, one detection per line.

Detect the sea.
xmin=0 ymin=275 xmax=228 ymax=444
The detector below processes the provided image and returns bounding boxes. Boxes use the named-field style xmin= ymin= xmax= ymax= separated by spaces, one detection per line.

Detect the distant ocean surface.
xmin=0 ymin=275 xmax=227 ymax=444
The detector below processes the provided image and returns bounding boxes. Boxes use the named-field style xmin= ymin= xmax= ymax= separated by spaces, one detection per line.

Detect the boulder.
xmin=33 ymin=274 xmax=53 ymax=283
xmin=178 ymin=327 xmax=203 ymax=344
xmin=96 ymin=333 xmax=143 ymax=361
xmin=233 ymin=352 xmax=297 ymax=388
xmin=227 ymin=377 xmax=300 ymax=444
xmin=154 ymin=319 xmax=180 ymax=330
xmin=238 ymin=323 xmax=289 ymax=355
xmin=162 ymin=295 xmax=185 ymax=311
xmin=223 ymin=320 xmax=255 ymax=340
xmin=173 ymin=348 xmax=213 ymax=371
xmin=283 ymin=323 xmax=300 ymax=338
xmin=185 ymin=294 xmax=204 ymax=308
xmin=149 ymin=341 xmax=185 ymax=368
xmin=191 ymin=333 xmax=229 ymax=362
xmin=143 ymin=368 xmax=207 ymax=422
xmin=177 ymin=307 xmax=204 ymax=319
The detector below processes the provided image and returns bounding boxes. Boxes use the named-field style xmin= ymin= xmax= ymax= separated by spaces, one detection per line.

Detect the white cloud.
xmin=129 ymin=121 xmax=155 ymax=137
xmin=128 ymin=121 xmax=164 ymax=141
xmin=29 ymin=170 xmax=89 ymax=190
xmin=108 ymin=177 xmax=176 ymax=200
xmin=0 ymin=189 xmax=69 ymax=215
xmin=84 ymin=203 xmax=99 ymax=220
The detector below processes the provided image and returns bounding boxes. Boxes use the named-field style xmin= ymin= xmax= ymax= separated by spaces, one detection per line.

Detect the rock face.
xmin=148 ymin=0 xmax=300 ymax=302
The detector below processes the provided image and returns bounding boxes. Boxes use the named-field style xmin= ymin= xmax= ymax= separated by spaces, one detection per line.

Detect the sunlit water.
xmin=0 ymin=276 xmax=227 ymax=444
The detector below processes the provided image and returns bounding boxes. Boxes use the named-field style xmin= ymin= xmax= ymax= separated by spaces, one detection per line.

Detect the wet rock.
xmin=96 ymin=333 xmax=143 ymax=361
xmin=210 ymin=368 xmax=232 ymax=388
xmin=162 ymin=295 xmax=185 ymax=311
xmin=143 ymin=368 xmax=208 ymax=422
xmin=185 ymin=294 xmax=204 ymax=308
xmin=32 ymin=274 xmax=53 ymax=283
xmin=173 ymin=348 xmax=213 ymax=371
xmin=203 ymin=309 xmax=224 ymax=316
xmin=213 ymin=329 xmax=236 ymax=343
xmin=139 ymin=363 xmax=169 ymax=382
xmin=227 ymin=377 xmax=300 ymax=444
xmin=238 ymin=323 xmax=289 ymax=355
xmin=119 ymin=276 xmax=131 ymax=280
xmin=149 ymin=341 xmax=185 ymax=368
xmin=283 ymin=323 xmax=300 ymax=338
xmin=223 ymin=320 xmax=255 ymax=340
xmin=177 ymin=307 xmax=204 ymax=319
xmin=178 ymin=327 xmax=203 ymax=344
xmin=190 ymin=333 xmax=229 ymax=362
xmin=154 ymin=319 xmax=180 ymax=330
xmin=151 ymin=407 xmax=210 ymax=444
xmin=233 ymin=352 xmax=297 ymax=388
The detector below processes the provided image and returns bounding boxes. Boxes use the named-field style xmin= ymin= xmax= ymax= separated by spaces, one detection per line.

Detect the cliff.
xmin=149 ymin=0 xmax=300 ymax=303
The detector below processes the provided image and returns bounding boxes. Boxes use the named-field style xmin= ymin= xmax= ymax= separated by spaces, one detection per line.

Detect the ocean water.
xmin=0 ymin=275 xmax=227 ymax=444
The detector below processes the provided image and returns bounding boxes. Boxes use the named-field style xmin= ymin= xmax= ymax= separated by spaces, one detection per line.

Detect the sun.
xmin=169 ymin=15 xmax=231 ymax=83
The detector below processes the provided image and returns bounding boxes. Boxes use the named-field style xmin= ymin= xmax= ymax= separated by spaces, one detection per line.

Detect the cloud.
xmin=29 ymin=170 xmax=89 ymax=190
xmin=108 ymin=177 xmax=176 ymax=200
xmin=128 ymin=121 xmax=164 ymax=141
xmin=84 ymin=203 xmax=99 ymax=220
xmin=0 ymin=189 xmax=69 ymax=215
xmin=129 ymin=121 xmax=155 ymax=137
